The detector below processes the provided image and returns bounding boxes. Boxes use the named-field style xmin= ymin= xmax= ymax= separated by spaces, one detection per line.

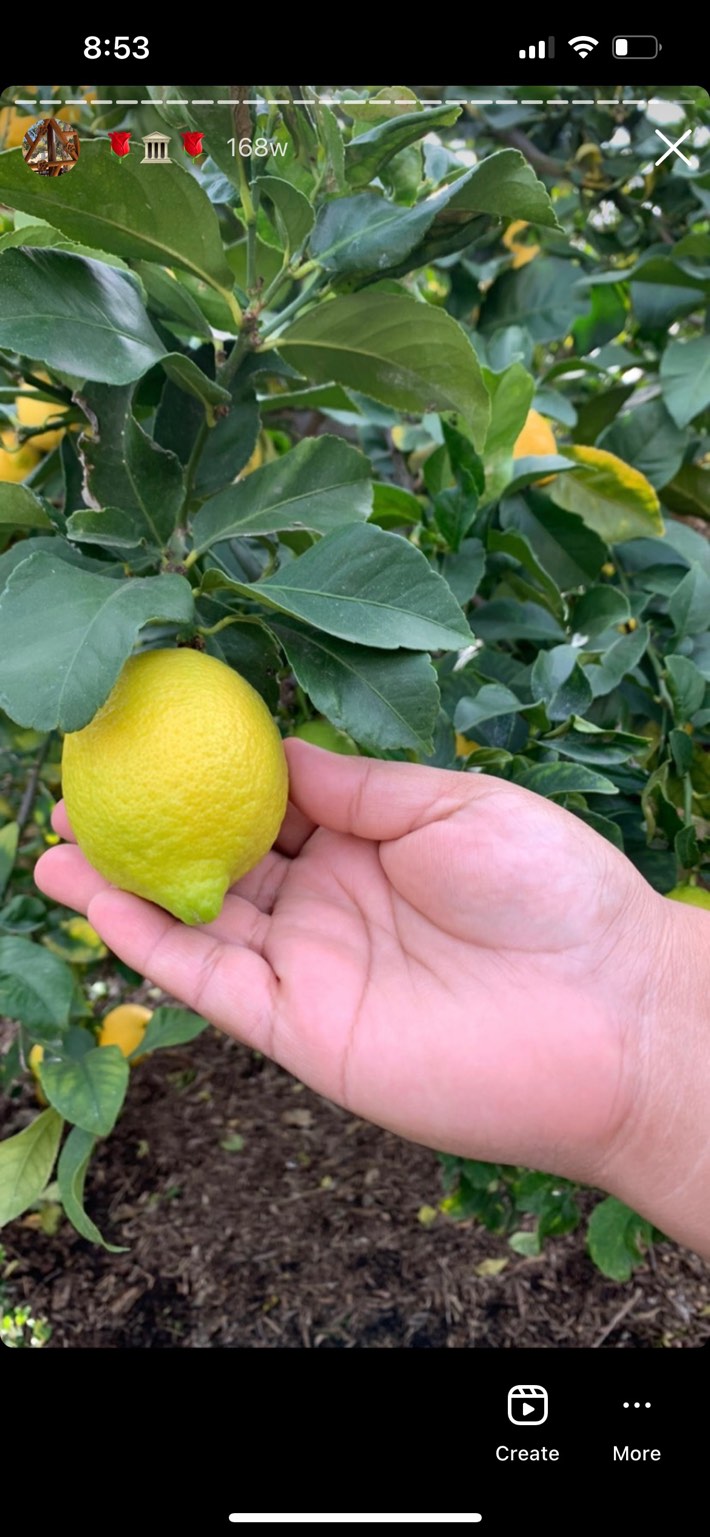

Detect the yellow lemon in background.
xmin=455 ymin=733 xmax=479 ymax=757
xmin=0 ymin=428 xmax=41 ymax=482
xmin=513 ymin=409 xmax=558 ymax=460
xmin=98 ymin=1003 xmax=153 ymax=1059
xmin=502 ymin=219 xmax=541 ymax=269
xmin=665 ymin=885 xmax=710 ymax=910
xmin=61 ymin=648 xmax=289 ymax=926
xmin=15 ymin=379 xmax=69 ymax=452
xmin=512 ymin=409 xmax=558 ymax=485
xmin=0 ymin=107 xmax=31 ymax=149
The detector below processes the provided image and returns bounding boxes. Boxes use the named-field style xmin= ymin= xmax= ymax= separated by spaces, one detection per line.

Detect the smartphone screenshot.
xmin=1 ymin=29 xmax=708 ymax=1529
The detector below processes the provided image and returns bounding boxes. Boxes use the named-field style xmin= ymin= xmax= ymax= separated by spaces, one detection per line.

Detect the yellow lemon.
xmin=512 ymin=409 xmax=558 ymax=485
xmin=502 ymin=219 xmax=540 ymax=269
xmin=455 ymin=733 xmax=479 ymax=757
xmin=513 ymin=409 xmax=557 ymax=460
xmin=665 ymin=885 xmax=710 ymax=910
xmin=15 ymin=378 xmax=69 ymax=452
xmin=0 ymin=428 xmax=41 ymax=482
xmin=0 ymin=108 xmax=31 ymax=149
xmin=98 ymin=1003 xmax=153 ymax=1059
xmin=61 ymin=648 xmax=289 ymax=925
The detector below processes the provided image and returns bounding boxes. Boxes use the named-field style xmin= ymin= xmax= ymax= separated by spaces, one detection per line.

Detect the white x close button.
xmin=654 ymin=128 xmax=692 ymax=166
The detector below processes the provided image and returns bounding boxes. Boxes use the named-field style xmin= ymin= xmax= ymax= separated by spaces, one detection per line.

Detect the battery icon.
xmin=613 ymin=35 xmax=661 ymax=58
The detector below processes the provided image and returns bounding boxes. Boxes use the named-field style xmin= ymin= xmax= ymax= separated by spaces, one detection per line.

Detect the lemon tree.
xmin=0 ymin=84 xmax=708 ymax=1275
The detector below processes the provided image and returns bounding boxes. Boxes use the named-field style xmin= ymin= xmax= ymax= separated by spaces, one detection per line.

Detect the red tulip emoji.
xmin=181 ymin=131 xmax=205 ymax=158
xmin=108 ymin=131 xmax=131 ymax=157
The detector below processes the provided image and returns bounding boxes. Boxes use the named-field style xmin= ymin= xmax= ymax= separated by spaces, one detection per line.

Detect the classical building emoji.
xmin=141 ymin=132 xmax=172 ymax=164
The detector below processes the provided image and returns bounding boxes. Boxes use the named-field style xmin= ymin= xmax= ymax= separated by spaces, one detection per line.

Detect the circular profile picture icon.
xmin=22 ymin=117 xmax=80 ymax=176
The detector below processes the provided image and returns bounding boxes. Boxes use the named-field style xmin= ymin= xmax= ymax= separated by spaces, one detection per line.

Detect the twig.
xmin=16 ymin=736 xmax=50 ymax=835
xmin=592 ymin=1286 xmax=642 ymax=1348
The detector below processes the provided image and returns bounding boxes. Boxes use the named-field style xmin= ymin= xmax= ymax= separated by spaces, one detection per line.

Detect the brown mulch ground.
xmin=2 ymin=1025 xmax=709 ymax=1349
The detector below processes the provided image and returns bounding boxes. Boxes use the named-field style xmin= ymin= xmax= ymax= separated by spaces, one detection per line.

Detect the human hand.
xmin=35 ymin=741 xmax=710 ymax=1256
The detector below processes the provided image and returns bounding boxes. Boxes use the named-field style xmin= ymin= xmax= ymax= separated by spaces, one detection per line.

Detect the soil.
xmin=2 ymin=1024 xmax=709 ymax=1349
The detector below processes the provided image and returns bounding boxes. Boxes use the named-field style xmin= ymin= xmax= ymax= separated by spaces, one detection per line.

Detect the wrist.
xmin=598 ymin=893 xmax=710 ymax=1257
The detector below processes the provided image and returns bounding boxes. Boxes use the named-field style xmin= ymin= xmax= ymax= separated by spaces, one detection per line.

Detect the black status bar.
xmin=0 ymin=24 xmax=706 ymax=89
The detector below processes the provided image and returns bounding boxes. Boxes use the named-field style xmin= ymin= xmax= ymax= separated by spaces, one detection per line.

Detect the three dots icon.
xmin=623 ymin=1401 xmax=652 ymax=1409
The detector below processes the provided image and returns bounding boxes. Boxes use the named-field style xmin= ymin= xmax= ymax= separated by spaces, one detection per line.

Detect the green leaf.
xmin=440 ymin=538 xmax=486 ymax=606
xmin=599 ymin=399 xmax=687 ymax=491
xmin=57 ymin=1125 xmax=126 ymax=1252
xmin=39 ymin=1046 xmax=129 ymax=1137
xmin=0 ymin=483 xmax=52 ymax=531
xmin=0 ymin=141 xmax=235 ymax=298
xmin=454 ymin=684 xmax=524 ymax=733
xmin=665 ymin=654 xmax=706 ymax=721
xmin=660 ymin=336 xmax=710 ymax=428
xmin=572 ymin=809 xmax=624 ymax=851
xmin=274 ymin=619 xmax=439 ymax=753
xmin=585 ymin=624 xmax=650 ymax=698
xmin=133 ymin=1005 xmax=209 ymax=1058
xmin=279 ymin=293 xmax=490 ymax=449
xmin=0 ymin=821 xmax=19 ymax=900
xmin=572 ymin=282 xmax=627 ymax=355
xmin=662 ymin=464 xmax=710 ymax=522
xmin=433 ymin=486 xmax=478 ymax=551
xmin=310 ymin=190 xmax=442 ymax=280
xmin=345 ymin=104 xmax=461 ymax=186
xmin=73 ymin=383 xmax=185 ymax=550
xmin=573 ymin=586 xmax=630 ymax=637
xmin=515 ymin=762 xmax=618 ymax=797
xmin=0 ymin=895 xmax=45 ymax=935
xmin=488 ymin=526 xmax=562 ymax=615
xmin=161 ymin=354 xmax=232 ymax=418
xmin=483 ymin=362 xmax=534 ymax=457
xmin=0 ymin=553 xmax=194 ymax=731
xmin=548 ymin=445 xmax=663 ymax=543
xmin=550 ymin=727 xmax=648 ymax=768
xmin=0 ymin=248 xmax=166 ymax=385
xmin=317 ymin=103 xmax=346 ymax=193
xmin=65 ymin=506 xmax=158 ymax=553
xmin=0 ymin=1109 xmax=63 ymax=1229
xmin=471 ymin=599 xmax=565 ymax=643
xmin=500 ymin=495 xmax=607 ymax=588
xmin=204 ymin=522 xmax=471 ymax=651
xmin=201 ymin=610 xmax=281 ymax=711
xmin=0 ymin=935 xmax=73 ymax=1032
xmin=136 ymin=261 xmax=213 ymax=340
xmin=481 ymin=258 xmax=586 ymax=343
xmin=444 ymin=149 xmax=559 ymax=226
xmin=190 ymin=436 xmax=372 ymax=554
xmin=669 ymin=727 xmax=694 ymax=777
xmin=255 ymin=174 xmax=314 ymax=251
xmin=370 ymin=481 xmax=423 ymax=529
xmin=311 ymin=150 xmax=557 ymax=283
xmin=531 ymin=645 xmax=577 ymax=700
xmin=587 ymin=1196 xmax=656 ymax=1281
xmin=668 ymin=563 xmax=710 ymax=640
xmin=0 ymin=535 xmax=126 ymax=590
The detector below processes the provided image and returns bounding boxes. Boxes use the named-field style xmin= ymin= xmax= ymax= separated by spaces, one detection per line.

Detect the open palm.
xmin=35 ymin=740 xmax=662 ymax=1185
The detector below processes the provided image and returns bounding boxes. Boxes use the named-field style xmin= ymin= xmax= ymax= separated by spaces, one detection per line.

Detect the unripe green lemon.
xmin=61 ymin=648 xmax=289 ymax=925
xmin=293 ymin=719 xmax=359 ymax=754
xmin=665 ymin=884 xmax=710 ymax=910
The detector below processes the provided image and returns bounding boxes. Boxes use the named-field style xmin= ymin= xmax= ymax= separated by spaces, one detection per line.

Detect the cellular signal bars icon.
xmin=519 ymin=38 xmax=555 ymax=59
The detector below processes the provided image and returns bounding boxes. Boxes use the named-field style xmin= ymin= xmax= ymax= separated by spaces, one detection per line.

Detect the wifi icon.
xmin=568 ymin=34 xmax=599 ymax=57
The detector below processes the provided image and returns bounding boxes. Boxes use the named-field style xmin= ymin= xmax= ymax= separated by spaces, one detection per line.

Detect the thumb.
xmin=284 ymin=738 xmax=487 ymax=842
